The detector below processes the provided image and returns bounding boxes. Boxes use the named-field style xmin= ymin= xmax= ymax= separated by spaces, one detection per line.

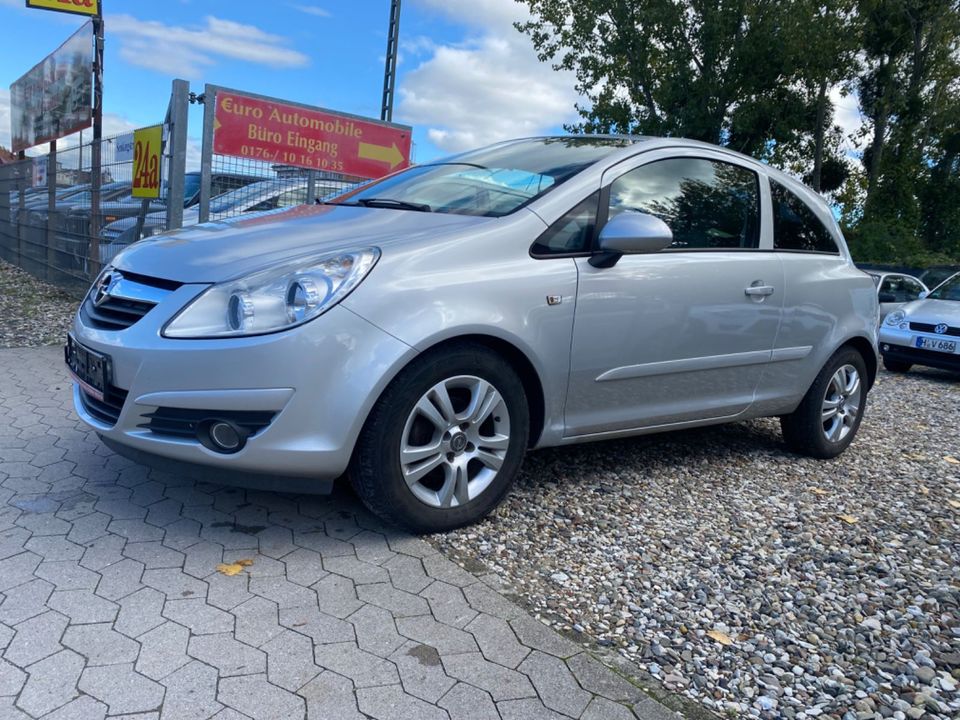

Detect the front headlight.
xmin=163 ymin=248 xmax=379 ymax=338
xmin=885 ymin=310 xmax=907 ymax=328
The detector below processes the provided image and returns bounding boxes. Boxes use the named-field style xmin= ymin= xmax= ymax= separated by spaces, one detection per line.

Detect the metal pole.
xmin=88 ymin=12 xmax=104 ymax=276
xmin=381 ymin=0 xmax=402 ymax=122
xmin=198 ymin=85 xmax=215 ymax=224
xmin=46 ymin=141 xmax=56 ymax=282
xmin=166 ymin=79 xmax=189 ymax=231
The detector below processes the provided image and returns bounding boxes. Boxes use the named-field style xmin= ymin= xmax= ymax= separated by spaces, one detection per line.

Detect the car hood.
xmin=111 ymin=204 xmax=491 ymax=283
xmin=900 ymin=298 xmax=960 ymax=325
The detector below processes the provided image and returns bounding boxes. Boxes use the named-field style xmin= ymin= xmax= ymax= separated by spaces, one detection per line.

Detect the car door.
xmin=564 ymin=149 xmax=784 ymax=436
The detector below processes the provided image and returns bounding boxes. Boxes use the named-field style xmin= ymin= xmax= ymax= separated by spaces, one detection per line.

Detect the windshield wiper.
xmin=350 ymin=198 xmax=432 ymax=212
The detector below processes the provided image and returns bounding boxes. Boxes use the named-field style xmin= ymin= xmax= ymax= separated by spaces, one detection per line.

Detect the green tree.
xmin=858 ymin=0 xmax=960 ymax=220
xmin=516 ymin=0 xmax=859 ymax=167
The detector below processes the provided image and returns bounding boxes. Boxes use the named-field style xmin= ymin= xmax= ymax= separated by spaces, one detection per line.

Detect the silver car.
xmin=865 ymin=271 xmax=928 ymax=322
xmin=879 ymin=272 xmax=960 ymax=374
xmin=67 ymin=136 xmax=879 ymax=531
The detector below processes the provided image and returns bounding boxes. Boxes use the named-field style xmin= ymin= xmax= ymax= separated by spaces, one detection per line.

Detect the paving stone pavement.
xmin=0 ymin=347 xmax=681 ymax=720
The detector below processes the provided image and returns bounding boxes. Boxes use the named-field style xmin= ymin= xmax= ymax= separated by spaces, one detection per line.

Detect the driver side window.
xmin=607 ymin=158 xmax=760 ymax=250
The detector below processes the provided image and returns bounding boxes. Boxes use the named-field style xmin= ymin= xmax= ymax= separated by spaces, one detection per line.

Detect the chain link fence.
xmin=0 ymin=132 xmax=137 ymax=296
xmin=1 ymin=80 xmax=369 ymax=296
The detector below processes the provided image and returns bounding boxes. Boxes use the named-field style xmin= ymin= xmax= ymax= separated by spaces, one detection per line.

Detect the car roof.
xmin=492 ymin=135 xmax=830 ymax=209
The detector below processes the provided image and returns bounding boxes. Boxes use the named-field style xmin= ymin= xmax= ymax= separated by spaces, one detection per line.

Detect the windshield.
xmin=329 ymin=136 xmax=636 ymax=217
xmin=209 ymin=180 xmax=290 ymax=213
xmin=928 ymin=273 xmax=960 ymax=301
xmin=181 ymin=174 xmax=202 ymax=206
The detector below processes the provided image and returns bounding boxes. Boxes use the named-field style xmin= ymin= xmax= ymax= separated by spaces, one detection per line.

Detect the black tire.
xmin=780 ymin=347 xmax=869 ymax=459
xmin=882 ymin=357 xmax=912 ymax=373
xmin=350 ymin=342 xmax=530 ymax=533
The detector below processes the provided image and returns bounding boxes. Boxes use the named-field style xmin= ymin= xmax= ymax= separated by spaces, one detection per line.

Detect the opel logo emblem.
xmin=94 ymin=273 xmax=118 ymax=307
xmin=934 ymin=323 xmax=949 ymax=335
xmin=450 ymin=433 xmax=468 ymax=453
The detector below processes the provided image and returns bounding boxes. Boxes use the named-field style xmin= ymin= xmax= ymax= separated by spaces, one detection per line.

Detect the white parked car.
xmin=879 ymin=272 xmax=960 ymax=373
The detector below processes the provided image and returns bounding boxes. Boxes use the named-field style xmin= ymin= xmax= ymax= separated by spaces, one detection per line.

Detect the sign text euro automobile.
xmin=131 ymin=125 xmax=162 ymax=199
xmin=25 ymin=0 xmax=99 ymax=17
xmin=213 ymin=90 xmax=412 ymax=179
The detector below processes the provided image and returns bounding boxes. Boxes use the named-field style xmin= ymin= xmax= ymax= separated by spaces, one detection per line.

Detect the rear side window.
xmin=771 ymin=180 xmax=839 ymax=254
xmin=607 ymin=158 xmax=760 ymax=250
xmin=880 ymin=275 xmax=925 ymax=303
xmin=531 ymin=192 xmax=599 ymax=256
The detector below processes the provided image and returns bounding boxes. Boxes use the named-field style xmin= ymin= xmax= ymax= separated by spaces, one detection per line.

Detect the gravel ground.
xmin=434 ymin=370 xmax=960 ymax=720
xmin=0 ymin=260 xmax=78 ymax=347
xmin=3 ymin=259 xmax=958 ymax=720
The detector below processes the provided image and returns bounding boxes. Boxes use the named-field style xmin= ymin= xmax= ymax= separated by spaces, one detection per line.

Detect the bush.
xmin=843 ymin=220 xmax=960 ymax=267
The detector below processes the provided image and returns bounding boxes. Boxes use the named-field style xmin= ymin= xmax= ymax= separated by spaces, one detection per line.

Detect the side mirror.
xmin=590 ymin=212 xmax=673 ymax=267
xmin=878 ymin=292 xmax=897 ymax=303
xmin=918 ymin=290 xmax=928 ymax=300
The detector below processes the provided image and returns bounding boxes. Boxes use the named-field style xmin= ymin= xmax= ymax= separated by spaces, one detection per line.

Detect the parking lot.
xmin=0 ymin=262 xmax=957 ymax=720
xmin=436 ymin=368 xmax=960 ymax=719
xmin=0 ymin=343 xmax=679 ymax=720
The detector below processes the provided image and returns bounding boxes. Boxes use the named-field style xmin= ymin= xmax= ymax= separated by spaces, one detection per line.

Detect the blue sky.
xmin=0 ymin=0 xmax=582 ymax=164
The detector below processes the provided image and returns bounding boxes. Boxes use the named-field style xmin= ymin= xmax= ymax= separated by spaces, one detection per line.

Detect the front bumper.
xmin=878 ymin=326 xmax=960 ymax=372
xmin=70 ymin=286 xmax=415 ymax=484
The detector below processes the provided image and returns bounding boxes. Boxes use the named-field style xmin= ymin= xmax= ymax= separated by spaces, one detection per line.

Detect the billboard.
xmin=25 ymin=0 xmax=99 ymax=17
xmin=10 ymin=21 xmax=93 ymax=153
xmin=212 ymin=89 xmax=412 ymax=179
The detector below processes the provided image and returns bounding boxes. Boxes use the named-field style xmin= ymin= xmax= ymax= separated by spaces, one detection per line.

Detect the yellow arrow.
xmin=213 ymin=117 xmax=222 ymax=132
xmin=358 ymin=142 xmax=404 ymax=169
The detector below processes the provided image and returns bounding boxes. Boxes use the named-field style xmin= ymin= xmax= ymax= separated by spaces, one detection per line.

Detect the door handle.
xmin=745 ymin=284 xmax=775 ymax=297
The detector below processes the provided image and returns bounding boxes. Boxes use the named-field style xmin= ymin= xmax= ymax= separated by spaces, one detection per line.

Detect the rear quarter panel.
xmin=753 ymin=254 xmax=878 ymax=415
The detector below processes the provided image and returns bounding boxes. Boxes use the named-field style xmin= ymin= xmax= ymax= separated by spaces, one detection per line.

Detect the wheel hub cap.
xmin=449 ymin=433 xmax=468 ymax=454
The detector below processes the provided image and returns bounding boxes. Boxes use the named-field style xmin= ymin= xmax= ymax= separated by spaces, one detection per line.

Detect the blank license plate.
xmin=64 ymin=334 xmax=111 ymax=400
xmin=915 ymin=336 xmax=958 ymax=354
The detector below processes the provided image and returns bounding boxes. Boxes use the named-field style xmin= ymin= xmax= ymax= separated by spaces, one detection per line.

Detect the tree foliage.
xmin=516 ymin=0 xmax=960 ymax=263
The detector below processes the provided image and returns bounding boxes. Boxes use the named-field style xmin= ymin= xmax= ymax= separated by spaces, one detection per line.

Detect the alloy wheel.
xmin=821 ymin=364 xmax=862 ymax=443
xmin=399 ymin=375 xmax=510 ymax=508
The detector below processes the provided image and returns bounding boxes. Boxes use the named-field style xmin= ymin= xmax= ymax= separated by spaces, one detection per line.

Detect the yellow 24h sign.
xmin=132 ymin=125 xmax=163 ymax=199
xmin=25 ymin=0 xmax=100 ymax=17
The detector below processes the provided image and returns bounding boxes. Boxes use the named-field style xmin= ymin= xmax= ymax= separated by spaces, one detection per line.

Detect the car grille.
xmin=909 ymin=322 xmax=960 ymax=337
xmin=80 ymin=271 xmax=181 ymax=332
xmin=138 ymin=408 xmax=276 ymax=440
xmin=79 ymin=385 xmax=129 ymax=426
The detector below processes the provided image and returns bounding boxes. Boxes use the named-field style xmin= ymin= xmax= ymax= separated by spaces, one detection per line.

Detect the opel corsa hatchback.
xmin=68 ymin=137 xmax=879 ymax=532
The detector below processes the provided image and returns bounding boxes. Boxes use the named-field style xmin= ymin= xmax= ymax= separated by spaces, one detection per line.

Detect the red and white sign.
xmin=213 ymin=90 xmax=412 ymax=179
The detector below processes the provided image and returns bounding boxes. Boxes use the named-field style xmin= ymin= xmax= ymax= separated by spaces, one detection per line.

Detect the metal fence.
xmin=0 ymin=132 xmax=139 ymax=296
xmin=0 ymin=78 xmax=367 ymax=296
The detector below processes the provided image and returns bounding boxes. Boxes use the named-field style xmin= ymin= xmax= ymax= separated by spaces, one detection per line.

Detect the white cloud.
xmin=291 ymin=4 xmax=331 ymax=17
xmin=0 ymin=88 xmax=11 ymax=151
xmin=830 ymin=85 xmax=864 ymax=153
xmin=108 ymin=14 xmax=310 ymax=77
xmin=398 ymin=0 xmax=579 ymax=153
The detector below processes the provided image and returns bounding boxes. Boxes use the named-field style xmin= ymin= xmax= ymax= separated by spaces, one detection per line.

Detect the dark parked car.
xmin=97 ymin=171 xmax=268 ymax=244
